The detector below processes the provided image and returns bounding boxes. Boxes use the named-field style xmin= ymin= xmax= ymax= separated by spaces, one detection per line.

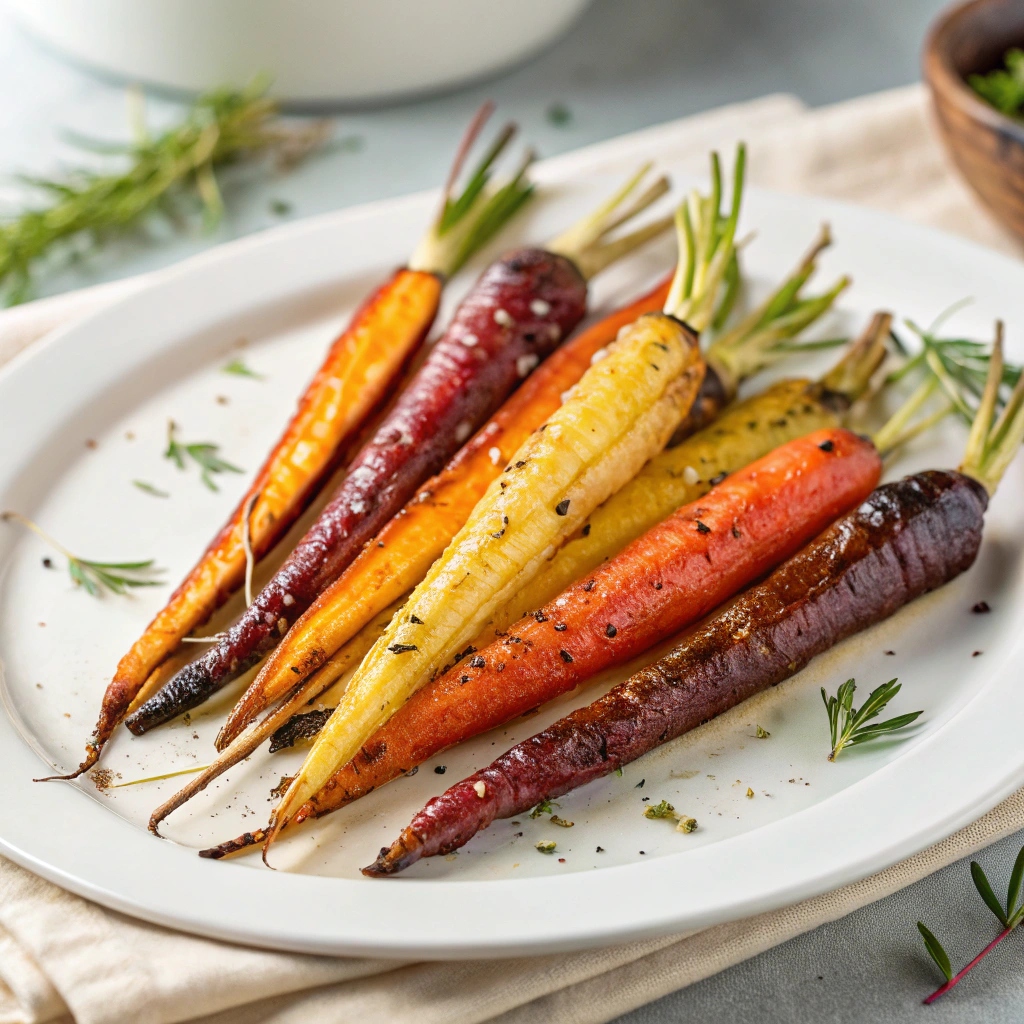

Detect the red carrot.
xmin=367 ymin=469 xmax=987 ymax=874
xmin=366 ymin=328 xmax=1024 ymax=874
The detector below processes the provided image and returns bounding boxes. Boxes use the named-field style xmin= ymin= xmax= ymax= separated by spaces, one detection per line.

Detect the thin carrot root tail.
xmin=199 ymin=829 xmax=268 ymax=860
xmin=362 ymin=830 xmax=424 ymax=877
xmin=34 ymin=754 xmax=95 ymax=782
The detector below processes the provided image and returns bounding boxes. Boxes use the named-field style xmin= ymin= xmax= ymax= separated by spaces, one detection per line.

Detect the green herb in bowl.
xmin=969 ymin=47 xmax=1024 ymax=118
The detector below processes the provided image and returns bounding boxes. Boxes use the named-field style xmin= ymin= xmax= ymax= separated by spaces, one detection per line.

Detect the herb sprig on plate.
xmin=1 ymin=510 xmax=163 ymax=597
xmin=918 ymin=844 xmax=1024 ymax=1003
xmin=821 ymin=677 xmax=922 ymax=761
xmin=165 ymin=421 xmax=242 ymax=491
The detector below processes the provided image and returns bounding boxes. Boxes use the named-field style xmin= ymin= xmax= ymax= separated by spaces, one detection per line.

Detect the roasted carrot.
xmin=366 ymin=335 xmax=1024 ymax=874
xmin=214 ymin=273 xmax=673 ymax=749
xmin=263 ymin=305 xmax=707 ymax=852
xmin=124 ymin=165 xmax=672 ymax=738
xmin=46 ymin=103 xmax=537 ymax=779
xmin=198 ymin=321 xmax=885 ymax=849
xmin=287 ymin=427 xmax=879 ymax=828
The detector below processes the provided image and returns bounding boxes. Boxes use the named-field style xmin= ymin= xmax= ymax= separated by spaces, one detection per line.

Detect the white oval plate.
xmin=0 ymin=126 xmax=1022 ymax=959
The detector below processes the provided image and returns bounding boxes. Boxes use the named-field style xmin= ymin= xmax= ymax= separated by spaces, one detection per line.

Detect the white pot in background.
xmin=8 ymin=0 xmax=593 ymax=104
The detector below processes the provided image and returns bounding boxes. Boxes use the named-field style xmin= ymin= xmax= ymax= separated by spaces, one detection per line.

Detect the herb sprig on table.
xmin=918 ymin=844 xmax=1024 ymax=1003
xmin=969 ymin=48 xmax=1024 ymax=120
xmin=0 ymin=510 xmax=163 ymax=597
xmin=0 ymin=80 xmax=330 ymax=305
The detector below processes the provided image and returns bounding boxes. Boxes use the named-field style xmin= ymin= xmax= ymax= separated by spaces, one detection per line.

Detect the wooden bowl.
xmin=924 ymin=0 xmax=1024 ymax=240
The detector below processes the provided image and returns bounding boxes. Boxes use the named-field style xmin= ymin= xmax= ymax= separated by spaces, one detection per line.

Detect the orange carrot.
xmin=215 ymin=273 xmax=672 ymax=749
xmin=293 ymin=428 xmax=881 ymax=826
xmin=52 ymin=104 xmax=536 ymax=779
xmin=56 ymin=270 xmax=440 ymax=781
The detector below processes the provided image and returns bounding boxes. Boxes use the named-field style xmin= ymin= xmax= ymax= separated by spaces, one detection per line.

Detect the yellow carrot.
xmin=264 ymin=311 xmax=705 ymax=847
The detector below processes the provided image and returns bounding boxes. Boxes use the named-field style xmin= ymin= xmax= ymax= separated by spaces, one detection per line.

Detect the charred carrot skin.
xmin=125 ymin=250 xmax=588 ymax=735
xmin=217 ymin=274 xmax=673 ymax=745
xmin=366 ymin=470 xmax=987 ymax=873
xmin=291 ymin=427 xmax=879 ymax=820
xmin=73 ymin=268 xmax=440 ymax=775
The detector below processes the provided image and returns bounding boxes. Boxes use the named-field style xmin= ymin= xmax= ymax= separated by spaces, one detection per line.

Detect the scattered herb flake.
xmin=133 ymin=480 xmax=169 ymax=498
xmin=755 ymin=725 xmax=770 ymax=739
xmin=546 ymin=102 xmax=573 ymax=127
xmin=536 ymin=840 xmax=557 ymax=854
xmin=222 ymin=358 xmax=263 ymax=379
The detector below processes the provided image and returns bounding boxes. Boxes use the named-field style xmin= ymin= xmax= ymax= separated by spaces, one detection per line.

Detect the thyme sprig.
xmin=165 ymin=420 xmax=242 ymax=491
xmin=1 ymin=510 xmax=163 ymax=597
xmin=0 ymin=80 xmax=330 ymax=305
xmin=918 ymin=844 xmax=1024 ymax=1003
xmin=821 ymin=678 xmax=922 ymax=761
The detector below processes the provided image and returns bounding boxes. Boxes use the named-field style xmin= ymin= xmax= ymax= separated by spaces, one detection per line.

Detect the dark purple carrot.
xmin=365 ymin=330 xmax=1024 ymax=874
xmin=125 ymin=167 xmax=671 ymax=734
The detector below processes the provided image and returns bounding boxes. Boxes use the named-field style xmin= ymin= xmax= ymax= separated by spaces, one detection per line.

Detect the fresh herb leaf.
xmin=972 ymin=860 xmax=1009 ymax=926
xmin=269 ymin=198 xmax=292 ymax=216
xmin=546 ymin=102 xmax=573 ymax=127
xmin=0 ymin=80 xmax=329 ymax=306
xmin=133 ymin=480 xmax=169 ymax=498
xmin=918 ymin=843 xmax=1024 ymax=1003
xmin=529 ymin=798 xmax=557 ymax=818
xmin=969 ymin=49 xmax=1024 ymax=119
xmin=165 ymin=421 xmax=242 ymax=491
xmin=917 ymin=922 xmax=953 ymax=982
xmin=222 ymin=358 xmax=262 ymax=379
xmin=1 ymin=510 xmax=163 ymax=597
xmin=821 ymin=677 xmax=922 ymax=761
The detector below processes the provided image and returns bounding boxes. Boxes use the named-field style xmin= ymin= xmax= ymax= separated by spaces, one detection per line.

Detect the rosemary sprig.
xmin=222 ymin=358 xmax=262 ymax=379
xmin=0 ymin=80 xmax=330 ymax=305
xmin=918 ymin=844 xmax=1024 ymax=1003
xmin=1 ymin=510 xmax=163 ymax=597
xmin=165 ymin=420 xmax=242 ymax=492
xmin=820 ymin=677 xmax=922 ymax=761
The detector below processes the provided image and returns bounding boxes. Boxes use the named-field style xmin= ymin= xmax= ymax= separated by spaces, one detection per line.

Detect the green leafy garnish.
xmin=969 ymin=49 xmax=1024 ymax=119
xmin=269 ymin=198 xmax=293 ymax=216
xmin=133 ymin=480 xmax=169 ymax=498
xmin=821 ymin=677 xmax=922 ymax=761
xmin=529 ymin=798 xmax=557 ymax=818
xmin=1 ymin=510 xmax=163 ymax=597
xmin=546 ymin=103 xmax=573 ymax=127
xmin=222 ymin=358 xmax=263 ymax=379
xmin=165 ymin=421 xmax=242 ymax=491
xmin=917 ymin=922 xmax=952 ymax=983
xmin=643 ymin=799 xmax=697 ymax=832
xmin=917 ymin=844 xmax=1024 ymax=1003
xmin=0 ymin=80 xmax=329 ymax=306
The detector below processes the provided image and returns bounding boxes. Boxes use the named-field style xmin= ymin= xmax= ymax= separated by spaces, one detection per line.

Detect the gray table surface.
xmin=4 ymin=0 xmax=1024 ymax=1019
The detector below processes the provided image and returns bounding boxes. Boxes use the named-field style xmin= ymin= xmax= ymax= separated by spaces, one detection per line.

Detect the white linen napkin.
xmin=1 ymin=85 xmax=1022 ymax=1024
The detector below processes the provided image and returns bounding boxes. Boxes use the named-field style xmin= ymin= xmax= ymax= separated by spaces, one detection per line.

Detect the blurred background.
xmin=0 ymin=0 xmax=949 ymax=300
